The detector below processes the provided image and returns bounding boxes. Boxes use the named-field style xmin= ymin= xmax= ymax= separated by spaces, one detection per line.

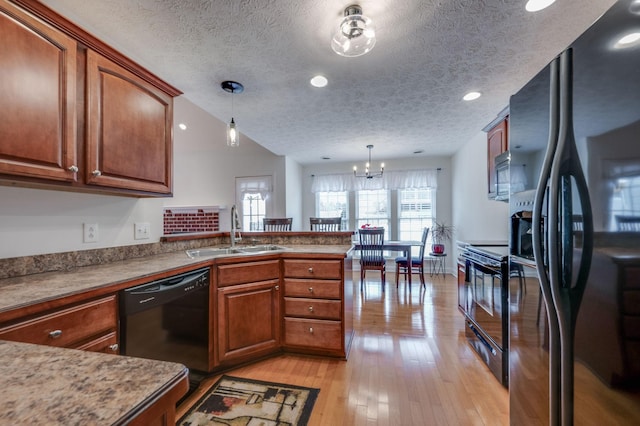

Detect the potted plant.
xmin=431 ymin=221 xmax=454 ymax=254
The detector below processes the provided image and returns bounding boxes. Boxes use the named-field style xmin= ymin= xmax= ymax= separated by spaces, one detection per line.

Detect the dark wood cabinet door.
xmin=86 ymin=50 xmax=172 ymax=194
xmin=217 ymin=279 xmax=280 ymax=364
xmin=487 ymin=117 xmax=508 ymax=198
xmin=0 ymin=0 xmax=77 ymax=181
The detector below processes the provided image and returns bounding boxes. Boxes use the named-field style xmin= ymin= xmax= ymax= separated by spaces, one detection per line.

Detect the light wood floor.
xmin=177 ymin=272 xmax=509 ymax=425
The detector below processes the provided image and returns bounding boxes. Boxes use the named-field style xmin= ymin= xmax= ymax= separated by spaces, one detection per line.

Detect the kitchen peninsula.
xmin=0 ymin=233 xmax=353 ymax=424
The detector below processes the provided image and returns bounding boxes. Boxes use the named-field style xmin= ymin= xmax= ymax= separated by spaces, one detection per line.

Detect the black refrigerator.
xmin=508 ymin=1 xmax=640 ymax=424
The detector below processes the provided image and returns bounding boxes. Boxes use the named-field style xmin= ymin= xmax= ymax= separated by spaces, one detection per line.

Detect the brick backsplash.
xmin=163 ymin=206 xmax=219 ymax=235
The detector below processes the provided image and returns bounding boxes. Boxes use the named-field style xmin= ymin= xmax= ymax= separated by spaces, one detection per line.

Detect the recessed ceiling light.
xmin=310 ymin=75 xmax=328 ymax=88
xmin=525 ymin=0 xmax=556 ymax=12
xmin=615 ymin=32 xmax=640 ymax=48
xmin=178 ymin=123 xmax=187 ymax=130
xmin=413 ymin=150 xmax=424 ymax=154
xmin=322 ymin=156 xmax=331 ymax=160
xmin=463 ymin=91 xmax=481 ymax=101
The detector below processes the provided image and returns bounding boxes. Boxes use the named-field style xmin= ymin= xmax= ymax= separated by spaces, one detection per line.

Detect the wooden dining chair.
xmin=395 ymin=227 xmax=429 ymax=288
xmin=263 ymin=217 xmax=293 ymax=231
xmin=310 ymin=217 xmax=341 ymax=231
xmin=358 ymin=228 xmax=386 ymax=291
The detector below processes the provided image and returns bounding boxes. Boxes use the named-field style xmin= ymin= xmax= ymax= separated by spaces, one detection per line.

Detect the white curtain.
xmin=311 ymin=169 xmax=439 ymax=193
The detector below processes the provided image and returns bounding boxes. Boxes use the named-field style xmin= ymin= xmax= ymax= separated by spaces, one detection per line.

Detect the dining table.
xmin=352 ymin=240 xmax=424 ymax=286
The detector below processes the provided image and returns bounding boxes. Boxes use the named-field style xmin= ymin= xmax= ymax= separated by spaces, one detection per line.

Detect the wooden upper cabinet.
xmin=0 ymin=0 xmax=77 ymax=182
xmin=86 ymin=50 xmax=173 ymax=194
xmin=486 ymin=115 xmax=508 ymax=199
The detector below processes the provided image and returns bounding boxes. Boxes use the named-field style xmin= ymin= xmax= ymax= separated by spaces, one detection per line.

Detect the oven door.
xmin=467 ymin=261 xmax=504 ymax=350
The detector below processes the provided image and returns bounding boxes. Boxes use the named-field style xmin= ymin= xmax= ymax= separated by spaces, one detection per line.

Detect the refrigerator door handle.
xmin=532 ymin=55 xmax=562 ymax=426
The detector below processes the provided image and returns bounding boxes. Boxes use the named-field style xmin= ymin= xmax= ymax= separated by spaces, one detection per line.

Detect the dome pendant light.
xmin=221 ymin=80 xmax=244 ymax=147
xmin=331 ymin=4 xmax=376 ymax=57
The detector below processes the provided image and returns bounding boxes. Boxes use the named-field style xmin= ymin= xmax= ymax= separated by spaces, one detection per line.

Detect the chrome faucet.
xmin=230 ymin=204 xmax=242 ymax=247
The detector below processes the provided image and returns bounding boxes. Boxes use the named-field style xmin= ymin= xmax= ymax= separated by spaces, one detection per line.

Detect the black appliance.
xmin=509 ymin=1 xmax=640 ymax=424
xmin=120 ymin=267 xmax=210 ymax=373
xmin=459 ymin=244 xmax=509 ymax=386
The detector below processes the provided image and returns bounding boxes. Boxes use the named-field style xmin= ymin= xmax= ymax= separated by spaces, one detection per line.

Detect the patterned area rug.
xmin=179 ymin=375 xmax=319 ymax=426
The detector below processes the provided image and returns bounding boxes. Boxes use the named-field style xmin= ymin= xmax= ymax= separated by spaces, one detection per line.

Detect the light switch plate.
xmin=134 ymin=222 xmax=151 ymax=240
xmin=83 ymin=223 xmax=98 ymax=243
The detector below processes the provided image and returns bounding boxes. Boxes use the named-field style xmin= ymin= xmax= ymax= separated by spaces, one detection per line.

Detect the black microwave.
xmin=494 ymin=151 xmax=510 ymax=202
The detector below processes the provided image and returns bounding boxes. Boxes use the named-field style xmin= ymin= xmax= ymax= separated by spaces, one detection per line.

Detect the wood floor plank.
xmin=177 ymin=273 xmax=510 ymax=425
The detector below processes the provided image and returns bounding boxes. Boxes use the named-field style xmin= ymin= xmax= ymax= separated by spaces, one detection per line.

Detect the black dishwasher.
xmin=120 ymin=267 xmax=210 ymax=373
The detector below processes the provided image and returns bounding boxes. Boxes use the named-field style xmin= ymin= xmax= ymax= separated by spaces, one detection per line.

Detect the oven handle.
xmin=467 ymin=321 xmax=497 ymax=355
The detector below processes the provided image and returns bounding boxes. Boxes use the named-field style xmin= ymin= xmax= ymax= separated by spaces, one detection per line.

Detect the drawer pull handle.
xmin=109 ymin=344 xmax=119 ymax=352
xmin=308 ymin=287 xmax=314 ymax=293
xmin=308 ymin=267 xmax=313 ymax=273
xmin=309 ymin=327 xmax=314 ymax=334
xmin=49 ymin=330 xmax=63 ymax=339
xmin=308 ymin=306 xmax=314 ymax=312
xmin=274 ymin=285 xmax=279 ymax=290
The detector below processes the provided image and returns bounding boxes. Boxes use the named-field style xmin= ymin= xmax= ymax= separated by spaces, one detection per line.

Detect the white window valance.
xmin=311 ymin=169 xmax=438 ymax=193
xmin=236 ymin=175 xmax=272 ymax=200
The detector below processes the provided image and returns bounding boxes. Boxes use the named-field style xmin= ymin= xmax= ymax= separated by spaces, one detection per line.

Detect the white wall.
xmin=451 ymin=130 xmax=510 ymax=263
xmin=284 ymin=157 xmax=303 ymax=231
xmin=0 ymin=96 xmax=285 ymax=259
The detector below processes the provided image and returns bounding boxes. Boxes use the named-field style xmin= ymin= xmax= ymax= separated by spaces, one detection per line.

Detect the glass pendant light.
xmin=221 ymin=81 xmax=244 ymax=147
xmin=331 ymin=5 xmax=376 ymax=57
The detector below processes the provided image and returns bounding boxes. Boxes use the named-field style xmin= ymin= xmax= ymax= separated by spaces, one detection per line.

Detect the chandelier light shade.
xmin=221 ymin=80 xmax=244 ymax=147
xmin=331 ymin=4 xmax=376 ymax=57
xmin=354 ymin=144 xmax=384 ymax=179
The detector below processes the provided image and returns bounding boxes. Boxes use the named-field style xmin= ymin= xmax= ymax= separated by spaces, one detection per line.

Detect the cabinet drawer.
xmin=284 ymin=298 xmax=341 ymax=320
xmin=625 ymin=267 xmax=640 ymax=289
xmin=283 ymin=259 xmax=342 ymax=279
xmin=284 ymin=318 xmax=342 ymax=350
xmin=284 ymin=279 xmax=341 ymax=299
xmin=74 ymin=331 xmax=119 ymax=354
xmin=0 ymin=296 xmax=117 ymax=348
xmin=217 ymin=260 xmax=280 ymax=287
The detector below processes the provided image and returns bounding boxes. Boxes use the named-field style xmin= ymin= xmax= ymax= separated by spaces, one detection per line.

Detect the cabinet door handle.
xmin=309 ymin=327 xmax=314 ymax=334
xmin=48 ymin=330 xmax=62 ymax=339
xmin=308 ymin=267 xmax=313 ymax=273
xmin=109 ymin=344 xmax=119 ymax=352
xmin=274 ymin=285 xmax=279 ymax=290
xmin=92 ymin=169 xmax=102 ymax=176
xmin=308 ymin=306 xmax=314 ymax=312
xmin=308 ymin=287 xmax=314 ymax=293
xmin=68 ymin=165 xmax=79 ymax=173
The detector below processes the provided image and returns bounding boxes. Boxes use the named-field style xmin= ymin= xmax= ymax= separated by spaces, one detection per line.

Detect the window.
xmin=609 ymin=176 xmax=640 ymax=230
xmin=236 ymin=176 xmax=272 ymax=231
xmin=316 ymin=191 xmax=348 ymax=230
xmin=398 ymin=188 xmax=434 ymax=255
xmin=356 ymin=189 xmax=390 ymax=238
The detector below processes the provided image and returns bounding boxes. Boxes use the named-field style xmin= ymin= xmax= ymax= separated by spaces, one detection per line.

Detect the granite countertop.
xmin=0 ymin=340 xmax=188 ymax=425
xmin=0 ymin=245 xmax=352 ymax=315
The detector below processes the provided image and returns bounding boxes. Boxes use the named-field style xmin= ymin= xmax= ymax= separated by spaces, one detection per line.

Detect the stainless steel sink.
xmin=185 ymin=245 xmax=288 ymax=258
xmin=236 ymin=244 xmax=287 ymax=253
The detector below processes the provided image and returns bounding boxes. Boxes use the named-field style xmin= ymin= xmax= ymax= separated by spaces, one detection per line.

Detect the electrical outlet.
xmin=83 ymin=223 xmax=98 ymax=243
xmin=134 ymin=222 xmax=151 ymax=240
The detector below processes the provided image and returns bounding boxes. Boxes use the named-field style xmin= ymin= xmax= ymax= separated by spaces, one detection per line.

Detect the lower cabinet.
xmin=216 ymin=259 xmax=281 ymax=366
xmin=282 ymin=257 xmax=350 ymax=357
xmin=0 ymin=295 xmax=119 ymax=354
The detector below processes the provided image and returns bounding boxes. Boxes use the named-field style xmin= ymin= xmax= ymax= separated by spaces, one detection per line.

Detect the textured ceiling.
xmin=41 ymin=0 xmax=616 ymax=165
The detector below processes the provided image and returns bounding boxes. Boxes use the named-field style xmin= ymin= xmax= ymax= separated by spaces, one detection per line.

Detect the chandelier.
xmin=221 ymin=80 xmax=244 ymax=147
xmin=353 ymin=145 xmax=384 ymax=179
xmin=331 ymin=5 xmax=376 ymax=57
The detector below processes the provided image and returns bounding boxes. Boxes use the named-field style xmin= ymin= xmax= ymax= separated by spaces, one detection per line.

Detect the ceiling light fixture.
xmin=353 ymin=145 xmax=384 ymax=179
xmin=221 ymin=80 xmax=244 ymax=147
xmin=525 ymin=0 xmax=556 ymax=12
xmin=463 ymin=91 xmax=482 ymax=101
xmin=310 ymin=75 xmax=328 ymax=87
xmin=331 ymin=5 xmax=376 ymax=57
